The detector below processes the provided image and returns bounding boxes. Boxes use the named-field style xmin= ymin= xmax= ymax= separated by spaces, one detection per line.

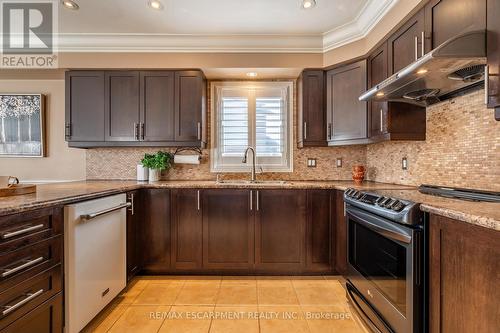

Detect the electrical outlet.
xmin=402 ymin=157 xmax=408 ymax=170
xmin=336 ymin=158 xmax=342 ymax=168
xmin=307 ymin=158 xmax=317 ymax=167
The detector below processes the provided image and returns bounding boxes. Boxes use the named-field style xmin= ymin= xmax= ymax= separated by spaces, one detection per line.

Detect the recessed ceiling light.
xmin=376 ymin=92 xmax=385 ymax=97
xmin=301 ymin=0 xmax=317 ymax=9
xmin=246 ymin=72 xmax=258 ymax=78
xmin=417 ymin=69 xmax=428 ymax=75
xmin=148 ymin=0 xmax=163 ymax=10
xmin=61 ymin=0 xmax=79 ymax=10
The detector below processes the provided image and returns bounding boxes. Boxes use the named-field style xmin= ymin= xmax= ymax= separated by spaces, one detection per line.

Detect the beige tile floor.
xmin=83 ymin=276 xmax=368 ymax=333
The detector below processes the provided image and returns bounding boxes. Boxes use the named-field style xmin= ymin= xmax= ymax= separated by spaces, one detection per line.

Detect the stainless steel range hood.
xmin=359 ymin=31 xmax=486 ymax=107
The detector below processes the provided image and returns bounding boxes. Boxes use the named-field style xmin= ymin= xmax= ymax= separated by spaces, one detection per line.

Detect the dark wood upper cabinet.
xmin=65 ymin=71 xmax=105 ymax=142
xmin=175 ymin=71 xmax=206 ymax=143
xmin=202 ymin=189 xmax=254 ymax=270
xmin=326 ymin=60 xmax=368 ymax=145
xmin=66 ymin=69 xmax=206 ymax=147
xmin=388 ymin=9 xmax=425 ymax=75
xmin=141 ymin=189 xmax=171 ymax=274
xmin=305 ymin=190 xmax=332 ymax=272
xmin=104 ymin=71 xmax=140 ymax=142
xmin=140 ymin=71 xmax=175 ymax=142
xmin=255 ymin=190 xmax=307 ymax=272
xmin=429 ymin=214 xmax=500 ymax=333
xmin=487 ymin=0 xmax=500 ymax=119
xmin=425 ymin=0 xmax=486 ymax=51
xmin=297 ymin=69 xmax=327 ymax=147
xmin=171 ymin=189 xmax=203 ymax=271
xmin=368 ymin=43 xmax=389 ymax=139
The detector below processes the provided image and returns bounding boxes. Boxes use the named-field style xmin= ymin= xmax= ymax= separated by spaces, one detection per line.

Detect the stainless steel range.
xmin=343 ymin=188 xmax=426 ymax=333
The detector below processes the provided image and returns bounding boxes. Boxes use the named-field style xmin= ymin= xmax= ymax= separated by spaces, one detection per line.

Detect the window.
xmin=211 ymin=81 xmax=293 ymax=172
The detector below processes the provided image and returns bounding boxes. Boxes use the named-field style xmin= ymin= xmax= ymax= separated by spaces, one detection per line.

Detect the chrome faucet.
xmin=242 ymin=147 xmax=257 ymax=182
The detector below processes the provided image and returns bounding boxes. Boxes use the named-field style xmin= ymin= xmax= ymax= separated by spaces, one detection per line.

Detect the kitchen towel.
xmin=174 ymin=154 xmax=200 ymax=165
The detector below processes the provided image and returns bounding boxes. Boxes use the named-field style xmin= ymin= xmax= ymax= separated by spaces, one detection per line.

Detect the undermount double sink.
xmin=216 ymin=179 xmax=288 ymax=186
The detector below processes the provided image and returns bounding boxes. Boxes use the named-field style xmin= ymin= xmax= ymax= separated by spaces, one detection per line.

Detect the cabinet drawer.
xmin=0 ymin=237 xmax=62 ymax=291
xmin=0 ymin=293 xmax=62 ymax=333
xmin=0 ymin=207 xmax=63 ymax=253
xmin=0 ymin=265 xmax=61 ymax=330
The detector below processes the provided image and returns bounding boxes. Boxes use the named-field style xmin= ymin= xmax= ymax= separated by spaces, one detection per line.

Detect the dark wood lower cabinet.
xmin=202 ymin=189 xmax=254 ymax=270
xmin=255 ymin=190 xmax=307 ymax=272
xmin=171 ymin=189 xmax=202 ymax=270
xmin=141 ymin=189 xmax=171 ymax=274
xmin=305 ymin=190 xmax=332 ymax=272
xmin=126 ymin=190 xmax=142 ymax=281
xmin=429 ymin=214 xmax=500 ymax=333
xmin=333 ymin=190 xmax=347 ymax=275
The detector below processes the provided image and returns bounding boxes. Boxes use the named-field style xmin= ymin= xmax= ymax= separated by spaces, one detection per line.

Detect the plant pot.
xmin=149 ymin=168 xmax=161 ymax=182
xmin=137 ymin=165 xmax=149 ymax=181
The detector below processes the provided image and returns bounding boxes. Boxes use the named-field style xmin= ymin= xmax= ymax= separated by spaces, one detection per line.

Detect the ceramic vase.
xmin=137 ymin=165 xmax=149 ymax=181
xmin=352 ymin=165 xmax=366 ymax=184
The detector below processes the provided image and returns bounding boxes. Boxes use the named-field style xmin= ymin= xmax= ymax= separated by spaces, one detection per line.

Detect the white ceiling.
xmin=60 ymin=0 xmax=367 ymax=35
xmin=57 ymin=0 xmax=399 ymax=53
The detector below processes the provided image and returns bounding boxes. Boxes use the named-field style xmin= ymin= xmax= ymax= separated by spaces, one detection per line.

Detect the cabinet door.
xmin=298 ymin=70 xmax=327 ymax=146
xmin=429 ymin=215 xmax=500 ymax=333
xmin=333 ymin=190 xmax=347 ymax=275
xmin=368 ymin=43 xmax=389 ymax=138
xmin=1 ymin=293 xmax=62 ymax=333
xmin=326 ymin=60 xmax=368 ymax=143
xmin=140 ymin=71 xmax=175 ymax=142
xmin=141 ymin=189 xmax=171 ymax=273
xmin=126 ymin=191 xmax=142 ymax=281
xmin=305 ymin=190 xmax=332 ymax=272
xmin=388 ymin=9 xmax=425 ymax=75
xmin=104 ymin=71 xmax=140 ymax=142
xmin=174 ymin=71 xmax=205 ymax=142
xmin=202 ymin=189 xmax=253 ymax=270
xmin=65 ymin=71 xmax=105 ymax=142
xmin=487 ymin=0 xmax=500 ymax=113
xmin=171 ymin=189 xmax=202 ymax=270
xmin=255 ymin=190 xmax=307 ymax=272
xmin=425 ymin=0 xmax=486 ymax=51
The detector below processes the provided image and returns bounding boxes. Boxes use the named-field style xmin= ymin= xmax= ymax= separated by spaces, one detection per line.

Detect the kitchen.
xmin=0 ymin=0 xmax=499 ymax=332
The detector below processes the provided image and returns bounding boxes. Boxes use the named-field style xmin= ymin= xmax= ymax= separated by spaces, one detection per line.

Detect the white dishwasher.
xmin=64 ymin=194 xmax=129 ymax=333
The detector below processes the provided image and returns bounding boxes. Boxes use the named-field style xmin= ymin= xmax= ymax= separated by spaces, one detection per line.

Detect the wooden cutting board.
xmin=0 ymin=184 xmax=37 ymax=197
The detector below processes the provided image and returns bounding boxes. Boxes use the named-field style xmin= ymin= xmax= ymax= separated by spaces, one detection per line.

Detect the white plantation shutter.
xmin=212 ymin=82 xmax=292 ymax=172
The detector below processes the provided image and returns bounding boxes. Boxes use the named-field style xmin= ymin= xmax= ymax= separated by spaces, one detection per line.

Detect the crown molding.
xmin=56 ymin=0 xmax=398 ymax=54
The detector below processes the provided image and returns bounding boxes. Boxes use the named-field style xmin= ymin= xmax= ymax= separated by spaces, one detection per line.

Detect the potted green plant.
xmin=143 ymin=151 xmax=173 ymax=182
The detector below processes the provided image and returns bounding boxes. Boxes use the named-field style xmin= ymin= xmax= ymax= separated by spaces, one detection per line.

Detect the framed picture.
xmin=0 ymin=94 xmax=46 ymax=157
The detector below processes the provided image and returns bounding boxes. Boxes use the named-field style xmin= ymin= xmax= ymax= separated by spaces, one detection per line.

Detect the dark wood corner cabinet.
xmin=297 ymin=69 xmax=327 ymax=147
xmin=0 ymin=207 xmax=64 ymax=333
xmin=65 ymin=69 xmax=207 ymax=148
xmin=429 ymin=214 xmax=500 ymax=333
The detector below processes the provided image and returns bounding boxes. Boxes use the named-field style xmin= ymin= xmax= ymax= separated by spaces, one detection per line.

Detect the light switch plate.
xmin=402 ymin=157 xmax=408 ymax=170
xmin=307 ymin=158 xmax=317 ymax=167
xmin=336 ymin=158 xmax=342 ymax=168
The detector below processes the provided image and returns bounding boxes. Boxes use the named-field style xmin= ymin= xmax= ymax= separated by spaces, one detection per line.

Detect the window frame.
xmin=210 ymin=81 xmax=294 ymax=173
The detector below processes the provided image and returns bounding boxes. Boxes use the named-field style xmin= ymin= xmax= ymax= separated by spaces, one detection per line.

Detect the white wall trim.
xmin=55 ymin=0 xmax=398 ymax=54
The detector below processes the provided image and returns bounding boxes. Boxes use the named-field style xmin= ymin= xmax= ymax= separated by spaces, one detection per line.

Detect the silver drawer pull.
xmin=1 ymin=257 xmax=44 ymax=278
xmin=2 ymin=289 xmax=44 ymax=316
xmin=81 ymin=202 xmax=131 ymax=221
xmin=2 ymin=224 xmax=44 ymax=239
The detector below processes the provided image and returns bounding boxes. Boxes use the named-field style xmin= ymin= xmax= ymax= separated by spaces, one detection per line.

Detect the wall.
xmin=366 ymin=90 xmax=500 ymax=191
xmin=0 ymin=79 xmax=86 ymax=182
xmin=86 ymin=81 xmax=367 ymax=181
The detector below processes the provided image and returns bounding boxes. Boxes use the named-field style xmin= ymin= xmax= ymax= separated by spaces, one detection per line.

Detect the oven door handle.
xmin=347 ymin=207 xmax=412 ymax=244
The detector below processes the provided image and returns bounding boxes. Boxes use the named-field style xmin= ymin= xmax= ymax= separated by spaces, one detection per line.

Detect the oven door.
xmin=346 ymin=205 xmax=422 ymax=333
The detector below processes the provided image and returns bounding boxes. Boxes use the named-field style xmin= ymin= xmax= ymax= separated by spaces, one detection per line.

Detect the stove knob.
xmin=392 ymin=202 xmax=405 ymax=212
xmin=355 ymin=191 xmax=363 ymax=199
xmin=380 ymin=197 xmax=390 ymax=206
xmin=375 ymin=197 xmax=386 ymax=205
xmin=384 ymin=198 xmax=395 ymax=208
xmin=346 ymin=189 xmax=354 ymax=196
xmin=390 ymin=200 xmax=400 ymax=209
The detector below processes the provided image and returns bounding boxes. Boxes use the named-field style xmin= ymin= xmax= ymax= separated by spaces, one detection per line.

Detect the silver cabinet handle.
xmin=304 ymin=122 xmax=307 ymax=140
xmin=256 ymin=191 xmax=260 ymax=211
xmin=485 ymin=65 xmax=489 ymax=105
xmin=65 ymin=123 xmax=71 ymax=139
xmin=197 ymin=122 xmax=201 ymax=141
xmin=327 ymin=123 xmax=332 ymax=140
xmin=421 ymin=31 xmax=425 ymax=57
xmin=343 ymin=201 xmax=347 ymax=217
xmin=81 ymin=202 xmax=131 ymax=221
xmin=197 ymin=190 xmax=200 ymax=211
xmin=140 ymin=123 xmax=145 ymax=140
xmin=2 ymin=289 xmax=44 ymax=316
xmin=1 ymin=257 xmax=44 ymax=278
xmin=134 ymin=123 xmax=139 ymax=140
xmin=380 ymin=109 xmax=384 ymax=133
xmin=249 ymin=190 xmax=253 ymax=211
xmin=127 ymin=193 xmax=135 ymax=215
xmin=2 ymin=224 xmax=44 ymax=239
xmin=414 ymin=36 xmax=419 ymax=61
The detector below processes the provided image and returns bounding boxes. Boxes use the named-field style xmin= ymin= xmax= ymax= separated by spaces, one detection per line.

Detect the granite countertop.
xmin=0 ymin=180 xmax=498 ymax=231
